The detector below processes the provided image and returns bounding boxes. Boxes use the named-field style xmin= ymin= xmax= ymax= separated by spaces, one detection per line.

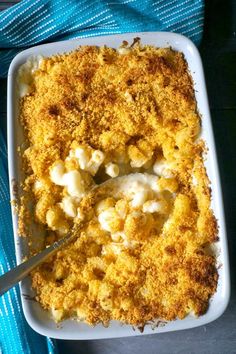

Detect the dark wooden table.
xmin=1 ymin=0 xmax=236 ymax=353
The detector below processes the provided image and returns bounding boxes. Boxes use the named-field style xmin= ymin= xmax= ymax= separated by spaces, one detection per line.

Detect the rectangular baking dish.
xmin=7 ymin=32 xmax=230 ymax=340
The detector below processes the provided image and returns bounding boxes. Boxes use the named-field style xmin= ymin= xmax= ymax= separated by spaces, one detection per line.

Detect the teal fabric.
xmin=0 ymin=0 xmax=204 ymax=77
xmin=0 ymin=133 xmax=58 ymax=354
xmin=0 ymin=0 xmax=204 ymax=353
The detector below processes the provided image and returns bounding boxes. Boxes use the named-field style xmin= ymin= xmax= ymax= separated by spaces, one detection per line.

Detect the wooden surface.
xmin=0 ymin=0 xmax=236 ymax=353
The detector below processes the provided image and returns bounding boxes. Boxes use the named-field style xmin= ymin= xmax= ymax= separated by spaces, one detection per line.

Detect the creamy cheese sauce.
xmin=17 ymin=56 xmax=43 ymax=97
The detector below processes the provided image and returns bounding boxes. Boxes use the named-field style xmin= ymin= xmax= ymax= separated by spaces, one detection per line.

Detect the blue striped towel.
xmin=0 ymin=0 xmax=204 ymax=353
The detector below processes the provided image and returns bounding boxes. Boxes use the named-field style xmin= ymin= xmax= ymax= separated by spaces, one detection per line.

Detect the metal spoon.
xmin=0 ymin=230 xmax=81 ymax=296
xmin=0 ymin=173 xmax=157 ymax=296
xmin=0 ymin=181 xmax=100 ymax=297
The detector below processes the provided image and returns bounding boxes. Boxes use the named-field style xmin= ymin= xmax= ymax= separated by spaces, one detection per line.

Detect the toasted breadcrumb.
xmin=18 ymin=41 xmax=218 ymax=327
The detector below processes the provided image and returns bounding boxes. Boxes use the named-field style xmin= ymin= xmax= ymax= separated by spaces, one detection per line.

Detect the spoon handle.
xmin=0 ymin=233 xmax=72 ymax=297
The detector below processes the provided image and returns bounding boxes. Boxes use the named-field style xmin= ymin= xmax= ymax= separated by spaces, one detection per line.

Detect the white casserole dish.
xmin=7 ymin=32 xmax=230 ymax=340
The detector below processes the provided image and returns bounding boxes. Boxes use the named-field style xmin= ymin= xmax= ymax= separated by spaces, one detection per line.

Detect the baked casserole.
xmin=17 ymin=39 xmax=218 ymax=328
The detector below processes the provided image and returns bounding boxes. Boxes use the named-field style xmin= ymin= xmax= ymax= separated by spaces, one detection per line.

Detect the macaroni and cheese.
xmin=17 ymin=39 xmax=218 ymax=328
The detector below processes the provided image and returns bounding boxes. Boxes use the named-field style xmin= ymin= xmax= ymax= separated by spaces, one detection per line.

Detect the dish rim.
xmin=7 ymin=31 xmax=230 ymax=340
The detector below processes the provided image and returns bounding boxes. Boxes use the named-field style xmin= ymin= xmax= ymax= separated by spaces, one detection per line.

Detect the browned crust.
xmin=18 ymin=42 xmax=218 ymax=327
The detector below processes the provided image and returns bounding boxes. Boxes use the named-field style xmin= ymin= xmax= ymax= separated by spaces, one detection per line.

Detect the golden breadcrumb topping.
xmin=18 ymin=40 xmax=218 ymax=328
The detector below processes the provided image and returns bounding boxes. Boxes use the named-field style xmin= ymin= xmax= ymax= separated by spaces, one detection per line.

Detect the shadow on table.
xmin=200 ymin=0 xmax=236 ymax=298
